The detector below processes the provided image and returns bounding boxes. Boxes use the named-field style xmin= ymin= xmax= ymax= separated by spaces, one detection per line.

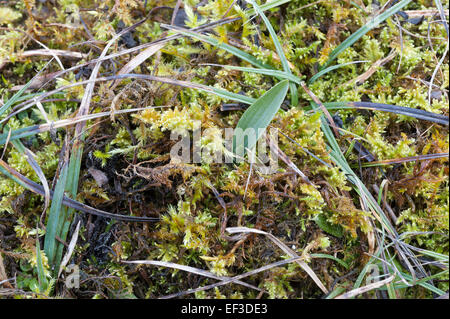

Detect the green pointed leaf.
xmin=233 ymin=80 xmax=289 ymax=158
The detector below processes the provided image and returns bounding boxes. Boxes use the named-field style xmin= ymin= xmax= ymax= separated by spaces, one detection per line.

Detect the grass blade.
xmin=245 ymin=0 xmax=292 ymax=16
xmin=43 ymin=162 xmax=68 ymax=268
xmin=356 ymin=153 xmax=449 ymax=168
xmin=35 ymin=235 xmax=49 ymax=294
xmin=0 ymin=62 xmax=49 ymax=117
xmin=321 ymin=0 xmax=413 ymax=69
xmin=308 ymin=61 xmax=368 ymax=84
xmin=245 ymin=0 xmax=298 ymax=106
xmin=122 ymin=260 xmax=261 ymax=292
xmin=204 ymin=63 xmax=302 ymax=84
xmin=0 ymin=106 xmax=165 ymax=145
xmin=161 ymin=24 xmax=271 ymax=69
xmin=321 ymin=101 xmax=449 ymax=126
xmin=311 ymin=253 xmax=349 ymax=269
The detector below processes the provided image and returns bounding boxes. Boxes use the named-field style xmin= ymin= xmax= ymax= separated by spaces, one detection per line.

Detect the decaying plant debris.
xmin=0 ymin=0 xmax=448 ymax=299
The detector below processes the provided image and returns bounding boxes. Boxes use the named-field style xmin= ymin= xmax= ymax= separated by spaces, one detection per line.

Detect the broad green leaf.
xmin=233 ymin=80 xmax=289 ymax=158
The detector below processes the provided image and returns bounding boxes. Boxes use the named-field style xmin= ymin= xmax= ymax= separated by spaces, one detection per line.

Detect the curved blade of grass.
xmin=203 ymin=63 xmax=302 ymax=84
xmin=312 ymin=100 xmax=432 ymax=289
xmin=2 ymin=73 xmax=256 ymax=125
xmin=321 ymin=0 xmax=413 ymax=69
xmin=0 ymin=106 xmax=164 ymax=145
xmin=245 ymin=0 xmax=292 ymax=16
xmin=325 ymin=286 xmax=347 ymax=299
xmin=397 ymin=271 xmax=446 ymax=295
xmin=161 ymin=24 xmax=271 ymax=69
xmin=245 ymin=0 xmax=290 ymax=73
xmin=23 ymin=146 xmax=51 ymax=214
xmin=122 ymin=260 xmax=261 ymax=292
xmin=394 ymin=240 xmax=449 ymax=263
xmin=245 ymin=0 xmax=298 ymax=106
xmin=311 ymin=100 xmax=397 ymax=235
xmin=321 ymin=101 xmax=449 ymax=126
xmin=0 ymin=61 xmax=49 ymax=118
xmin=311 ymin=253 xmax=349 ymax=269
xmin=110 ymin=43 xmax=165 ymax=91
xmin=355 ymin=153 xmax=449 ymax=168
xmin=308 ymin=61 xmax=368 ymax=84
xmin=211 ymin=87 xmax=256 ymax=104
xmin=227 ymin=226 xmax=329 ymax=294
xmin=160 ymin=256 xmax=303 ymax=299
xmin=233 ymin=80 xmax=289 ymax=157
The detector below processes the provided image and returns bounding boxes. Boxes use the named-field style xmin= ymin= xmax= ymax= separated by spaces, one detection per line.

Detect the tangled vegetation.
xmin=0 ymin=0 xmax=448 ymax=299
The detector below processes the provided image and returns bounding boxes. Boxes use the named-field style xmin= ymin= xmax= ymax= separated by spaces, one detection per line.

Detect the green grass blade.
xmin=162 ymin=24 xmax=271 ymax=70
xmin=325 ymin=286 xmax=347 ymax=299
xmin=0 ymin=107 xmax=168 ymax=145
xmin=211 ymin=87 xmax=256 ymax=104
xmin=206 ymin=64 xmax=302 ymax=84
xmin=288 ymin=82 xmax=298 ymax=106
xmin=395 ymin=271 xmax=447 ymax=295
xmin=55 ymin=146 xmax=84 ymax=271
xmin=233 ymin=80 xmax=289 ymax=157
xmin=308 ymin=61 xmax=368 ymax=84
xmin=310 ymin=100 xmax=397 ymax=235
xmin=0 ymin=60 xmax=51 ymax=117
xmin=311 ymin=253 xmax=349 ymax=269
xmin=321 ymin=0 xmax=412 ymax=69
xmin=0 ymin=77 xmax=38 ymax=118
xmin=246 ymin=0 xmax=298 ymax=106
xmin=35 ymin=234 xmax=49 ymax=293
xmin=246 ymin=0 xmax=290 ymax=73
xmin=43 ymin=162 xmax=68 ymax=268
xmin=245 ymin=0 xmax=292 ymax=16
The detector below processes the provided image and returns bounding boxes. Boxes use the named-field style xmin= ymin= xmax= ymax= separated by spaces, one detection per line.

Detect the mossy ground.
xmin=0 ymin=0 xmax=448 ymax=299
